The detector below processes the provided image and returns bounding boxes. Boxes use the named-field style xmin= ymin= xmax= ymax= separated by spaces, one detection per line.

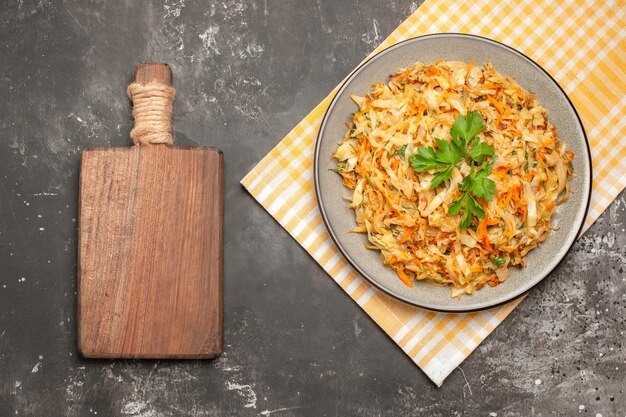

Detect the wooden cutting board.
xmin=78 ymin=63 xmax=223 ymax=359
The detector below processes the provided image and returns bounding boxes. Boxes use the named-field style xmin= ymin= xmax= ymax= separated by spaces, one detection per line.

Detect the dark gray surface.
xmin=0 ymin=1 xmax=624 ymax=416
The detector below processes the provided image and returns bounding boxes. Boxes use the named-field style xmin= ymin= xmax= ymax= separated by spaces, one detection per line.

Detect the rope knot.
xmin=127 ymin=82 xmax=176 ymax=145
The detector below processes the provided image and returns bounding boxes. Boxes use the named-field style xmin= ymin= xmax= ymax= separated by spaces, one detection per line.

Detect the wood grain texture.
xmin=78 ymin=144 xmax=223 ymax=358
xmin=134 ymin=63 xmax=172 ymax=85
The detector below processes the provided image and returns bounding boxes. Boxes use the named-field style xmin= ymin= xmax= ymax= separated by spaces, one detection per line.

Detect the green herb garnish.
xmin=460 ymin=161 xmax=496 ymax=201
xmin=492 ymin=257 xmax=506 ymax=266
xmin=450 ymin=110 xmax=486 ymax=147
xmin=448 ymin=192 xmax=485 ymax=230
xmin=409 ymin=111 xmax=497 ymax=229
xmin=523 ymin=149 xmax=529 ymax=171
xmin=409 ymin=138 xmax=463 ymax=173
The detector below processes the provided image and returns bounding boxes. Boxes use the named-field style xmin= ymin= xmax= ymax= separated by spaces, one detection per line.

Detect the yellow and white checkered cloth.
xmin=241 ymin=0 xmax=626 ymax=386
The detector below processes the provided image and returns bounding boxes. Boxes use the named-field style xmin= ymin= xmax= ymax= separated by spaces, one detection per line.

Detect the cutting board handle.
xmin=134 ymin=63 xmax=173 ymax=86
xmin=128 ymin=63 xmax=175 ymax=145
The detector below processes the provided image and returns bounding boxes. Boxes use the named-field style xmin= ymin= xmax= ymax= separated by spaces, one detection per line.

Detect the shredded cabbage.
xmin=332 ymin=60 xmax=575 ymax=297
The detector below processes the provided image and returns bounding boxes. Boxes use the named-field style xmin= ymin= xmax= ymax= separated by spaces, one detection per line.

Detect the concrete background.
xmin=0 ymin=1 xmax=624 ymax=416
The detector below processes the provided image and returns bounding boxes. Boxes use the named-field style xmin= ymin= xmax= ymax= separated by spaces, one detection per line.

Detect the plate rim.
xmin=314 ymin=32 xmax=593 ymax=313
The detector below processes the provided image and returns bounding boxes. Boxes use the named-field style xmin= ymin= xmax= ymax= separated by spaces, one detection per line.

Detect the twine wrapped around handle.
xmin=126 ymin=64 xmax=175 ymax=145
xmin=127 ymin=82 xmax=176 ymax=145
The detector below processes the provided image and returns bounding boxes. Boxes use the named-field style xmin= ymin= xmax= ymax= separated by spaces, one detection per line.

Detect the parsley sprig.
xmin=409 ymin=111 xmax=496 ymax=229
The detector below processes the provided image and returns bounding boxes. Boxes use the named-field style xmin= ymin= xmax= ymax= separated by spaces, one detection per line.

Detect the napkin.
xmin=241 ymin=0 xmax=626 ymax=386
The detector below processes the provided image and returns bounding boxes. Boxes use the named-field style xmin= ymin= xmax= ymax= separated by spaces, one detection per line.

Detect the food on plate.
xmin=332 ymin=60 xmax=575 ymax=297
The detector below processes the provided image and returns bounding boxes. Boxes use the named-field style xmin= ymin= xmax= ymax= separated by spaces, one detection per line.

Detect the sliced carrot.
xmin=511 ymin=186 xmax=522 ymax=204
xmin=467 ymin=60 xmax=475 ymax=74
xmin=487 ymin=218 xmax=499 ymax=226
xmin=524 ymin=170 xmax=539 ymax=182
xmin=391 ymin=158 xmax=400 ymax=171
xmin=503 ymin=184 xmax=519 ymax=207
xmin=493 ymin=165 xmax=509 ymax=179
xmin=425 ymin=66 xmax=439 ymax=77
xmin=477 ymin=216 xmax=493 ymax=252
xmin=480 ymin=82 xmax=501 ymax=90
xmin=363 ymin=139 xmax=370 ymax=154
xmin=518 ymin=205 xmax=528 ymax=222
xmin=396 ymin=268 xmax=414 ymax=288
xmin=342 ymin=178 xmax=355 ymax=188
xmin=415 ymin=102 xmax=425 ymax=118
xmin=398 ymin=227 xmax=414 ymax=244
xmin=486 ymin=277 xmax=502 ymax=287
xmin=469 ymin=264 xmax=483 ymax=273
xmin=488 ymin=96 xmax=505 ymax=114
xmin=477 ymin=217 xmax=488 ymax=239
